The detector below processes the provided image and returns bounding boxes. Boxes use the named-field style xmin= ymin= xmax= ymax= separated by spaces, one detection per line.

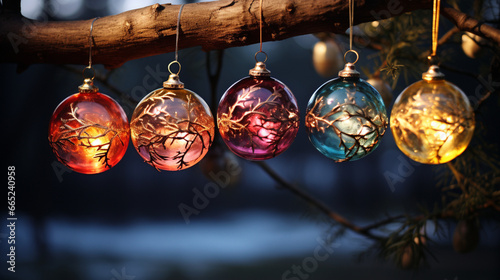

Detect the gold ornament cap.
xmin=78 ymin=78 xmax=99 ymax=93
xmin=163 ymin=74 xmax=185 ymax=89
xmin=422 ymin=65 xmax=445 ymax=81
xmin=338 ymin=62 xmax=360 ymax=78
xmin=249 ymin=62 xmax=271 ymax=77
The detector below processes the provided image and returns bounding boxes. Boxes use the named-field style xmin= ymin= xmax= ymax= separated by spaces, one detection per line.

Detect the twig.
xmin=255 ymin=161 xmax=382 ymax=240
xmin=372 ymin=60 xmax=388 ymax=78
xmin=361 ymin=214 xmax=406 ymax=232
xmin=256 ymin=160 xmax=498 ymax=241
xmin=439 ymin=63 xmax=478 ymax=79
xmin=418 ymin=27 xmax=461 ymax=61
xmin=438 ymin=26 xmax=460 ymax=46
xmin=438 ymin=63 xmax=495 ymax=111
xmin=205 ymin=50 xmax=224 ymax=125
xmin=475 ymin=90 xmax=492 ymax=111
xmin=446 ymin=161 xmax=466 ymax=193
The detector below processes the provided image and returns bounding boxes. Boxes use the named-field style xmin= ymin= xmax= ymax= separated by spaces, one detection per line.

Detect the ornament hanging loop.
xmin=82 ymin=66 xmax=96 ymax=80
xmin=164 ymin=60 xmax=184 ymax=89
xmin=168 ymin=60 xmax=182 ymax=75
xmin=79 ymin=66 xmax=98 ymax=93
xmin=343 ymin=49 xmax=359 ymax=65
xmin=79 ymin=18 xmax=99 ymax=93
xmin=165 ymin=60 xmax=184 ymax=88
xmin=339 ymin=50 xmax=360 ymax=78
xmin=254 ymin=51 xmax=268 ymax=63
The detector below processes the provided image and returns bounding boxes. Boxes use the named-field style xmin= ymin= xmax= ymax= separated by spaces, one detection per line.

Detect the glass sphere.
xmin=130 ymin=87 xmax=214 ymax=171
xmin=306 ymin=76 xmax=388 ymax=162
xmin=48 ymin=91 xmax=130 ymax=174
xmin=217 ymin=76 xmax=300 ymax=160
xmin=390 ymin=78 xmax=475 ymax=164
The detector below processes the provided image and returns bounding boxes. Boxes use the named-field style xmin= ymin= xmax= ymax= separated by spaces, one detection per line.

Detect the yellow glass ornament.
xmin=390 ymin=65 xmax=475 ymax=164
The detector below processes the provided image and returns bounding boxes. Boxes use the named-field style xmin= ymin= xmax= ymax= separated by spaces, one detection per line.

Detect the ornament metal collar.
xmin=249 ymin=61 xmax=271 ymax=77
xmin=163 ymin=73 xmax=185 ymax=89
xmin=422 ymin=65 xmax=445 ymax=81
xmin=78 ymin=78 xmax=99 ymax=93
xmin=339 ymin=62 xmax=360 ymax=78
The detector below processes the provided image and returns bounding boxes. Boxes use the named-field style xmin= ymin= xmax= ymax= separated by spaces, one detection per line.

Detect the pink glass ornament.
xmin=217 ymin=62 xmax=300 ymax=160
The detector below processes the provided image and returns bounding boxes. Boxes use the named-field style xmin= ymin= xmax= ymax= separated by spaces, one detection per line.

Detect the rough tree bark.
xmin=0 ymin=0 xmax=499 ymax=68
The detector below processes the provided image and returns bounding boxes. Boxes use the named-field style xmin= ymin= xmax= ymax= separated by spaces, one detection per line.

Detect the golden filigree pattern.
xmin=217 ymin=78 xmax=300 ymax=160
xmin=391 ymin=80 xmax=475 ymax=164
xmin=305 ymin=78 xmax=388 ymax=162
xmin=48 ymin=92 xmax=130 ymax=174
xmin=131 ymin=89 xmax=214 ymax=171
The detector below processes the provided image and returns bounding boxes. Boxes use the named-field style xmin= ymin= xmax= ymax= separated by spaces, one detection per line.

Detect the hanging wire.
xmin=168 ymin=4 xmax=186 ymax=75
xmin=83 ymin=17 xmax=99 ymax=79
xmin=431 ymin=0 xmax=441 ymax=57
xmin=88 ymin=17 xmax=99 ymax=68
xmin=175 ymin=4 xmax=185 ymax=62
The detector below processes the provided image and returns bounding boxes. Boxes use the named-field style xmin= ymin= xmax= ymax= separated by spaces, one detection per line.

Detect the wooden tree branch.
xmin=1 ymin=0 xmax=431 ymax=68
xmin=1 ymin=0 xmax=500 ymax=68
xmin=441 ymin=6 xmax=500 ymax=47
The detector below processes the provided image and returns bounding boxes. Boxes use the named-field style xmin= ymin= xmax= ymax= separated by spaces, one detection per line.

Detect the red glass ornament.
xmin=48 ymin=79 xmax=130 ymax=174
xmin=217 ymin=62 xmax=300 ymax=160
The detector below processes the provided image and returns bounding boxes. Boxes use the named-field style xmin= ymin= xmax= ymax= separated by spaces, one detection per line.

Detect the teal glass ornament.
xmin=305 ymin=57 xmax=388 ymax=162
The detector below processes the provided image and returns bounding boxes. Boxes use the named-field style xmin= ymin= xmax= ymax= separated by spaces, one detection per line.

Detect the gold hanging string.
xmin=431 ymin=0 xmax=441 ymax=57
xmin=169 ymin=4 xmax=186 ymax=75
xmin=259 ymin=0 xmax=263 ymax=52
xmin=343 ymin=0 xmax=359 ymax=64
xmin=254 ymin=0 xmax=268 ymax=62
xmin=349 ymin=0 xmax=354 ymax=51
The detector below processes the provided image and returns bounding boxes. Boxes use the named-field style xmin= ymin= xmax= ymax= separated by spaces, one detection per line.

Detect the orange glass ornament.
xmin=48 ymin=79 xmax=130 ymax=174
xmin=130 ymin=72 xmax=215 ymax=171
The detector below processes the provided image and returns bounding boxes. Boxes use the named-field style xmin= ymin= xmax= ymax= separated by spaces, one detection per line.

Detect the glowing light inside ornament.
xmin=306 ymin=77 xmax=388 ymax=162
xmin=390 ymin=77 xmax=475 ymax=164
xmin=130 ymin=88 xmax=214 ymax=171
xmin=48 ymin=92 xmax=130 ymax=174
xmin=217 ymin=76 xmax=300 ymax=160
